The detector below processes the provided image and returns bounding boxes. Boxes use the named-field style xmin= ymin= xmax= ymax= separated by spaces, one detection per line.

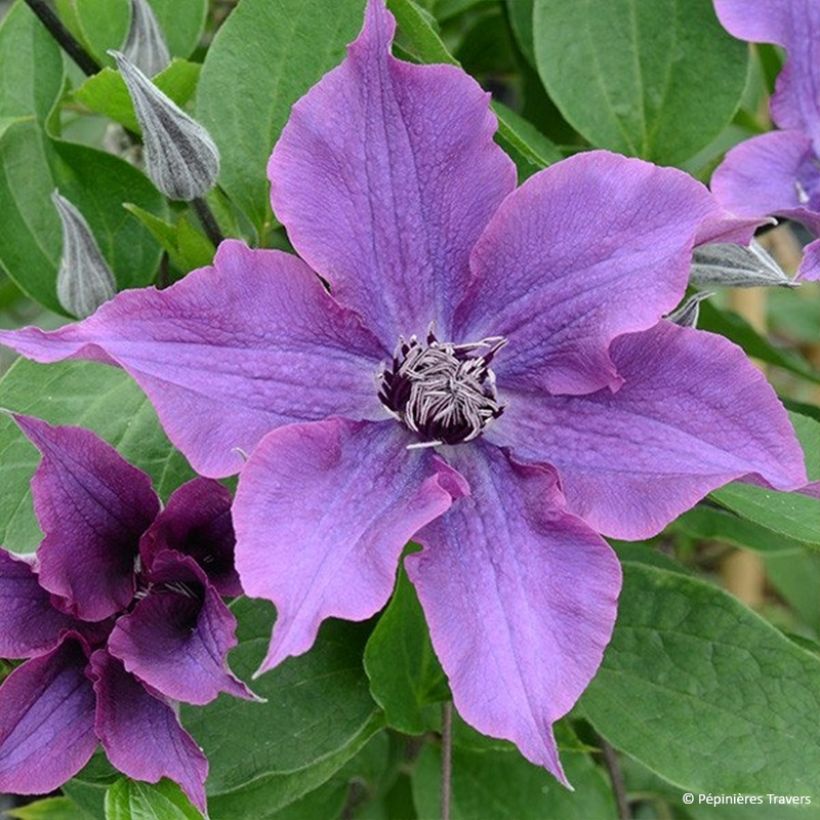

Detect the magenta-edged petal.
xmin=711 ymin=130 xmax=820 ymax=233
xmin=140 ymin=477 xmax=240 ymax=596
xmin=233 ymin=418 xmax=467 ymax=675
xmin=0 ymin=241 xmax=387 ymax=478
xmin=15 ymin=415 xmax=158 ymax=622
xmin=797 ymin=237 xmax=820 ymax=281
xmin=454 ymin=151 xmax=722 ymax=396
xmin=715 ymin=0 xmax=820 ymax=146
xmin=91 ymin=649 xmax=208 ymax=813
xmin=0 ymin=636 xmax=96 ymax=795
xmin=489 ymin=321 xmax=807 ymax=540
xmin=0 ymin=549 xmax=75 ymax=658
xmin=108 ymin=552 xmax=253 ymax=705
xmin=268 ymin=0 xmax=515 ymax=344
xmin=407 ymin=443 xmax=621 ymax=782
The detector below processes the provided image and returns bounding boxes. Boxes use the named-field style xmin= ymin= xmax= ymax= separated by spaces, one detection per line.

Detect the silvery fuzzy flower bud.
xmin=690 ymin=241 xmax=798 ymax=289
xmin=110 ymin=50 xmax=220 ymax=201
xmin=52 ymin=191 xmax=117 ymax=318
xmin=122 ymin=0 xmax=171 ymax=77
xmin=666 ymin=291 xmax=713 ymax=329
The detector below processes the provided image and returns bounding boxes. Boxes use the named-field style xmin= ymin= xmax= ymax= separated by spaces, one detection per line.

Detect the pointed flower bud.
xmin=666 ymin=291 xmax=713 ymax=329
xmin=110 ymin=50 xmax=220 ymax=201
xmin=690 ymin=241 xmax=798 ymax=288
xmin=122 ymin=0 xmax=171 ymax=77
xmin=52 ymin=191 xmax=117 ymax=318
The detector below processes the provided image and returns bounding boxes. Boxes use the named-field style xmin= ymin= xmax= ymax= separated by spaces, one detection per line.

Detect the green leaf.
xmin=124 ymin=203 xmax=214 ymax=273
xmin=0 ymin=358 xmax=194 ymax=554
xmin=672 ymin=505 xmax=813 ymax=554
xmin=0 ymin=2 xmax=65 ymax=123
xmin=6 ymin=797 xmax=91 ymax=820
xmin=505 ymin=0 xmax=535 ymax=66
xmin=698 ymin=300 xmax=820 ymax=385
xmin=610 ymin=539 xmax=691 ymax=574
xmin=364 ymin=565 xmax=448 ymax=734
xmin=104 ymin=779 xmax=202 ymax=820
xmin=411 ymin=742 xmax=617 ymax=819
xmin=196 ymin=0 xmax=366 ymax=235
xmin=764 ymin=550 xmax=820 ymax=634
xmin=181 ymin=599 xmax=384 ymax=817
xmin=533 ymin=0 xmax=748 ymax=164
xmin=0 ymin=116 xmax=167 ymax=312
xmin=582 ymin=563 xmax=820 ymax=794
xmin=55 ymin=0 xmax=207 ymax=66
xmin=74 ymin=59 xmax=201 ymax=133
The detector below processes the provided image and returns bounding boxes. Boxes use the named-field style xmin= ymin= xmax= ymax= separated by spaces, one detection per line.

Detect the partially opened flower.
xmin=0 ymin=415 xmax=251 ymax=811
xmin=711 ymin=0 xmax=820 ymax=281
xmin=0 ymin=0 xmax=807 ymax=784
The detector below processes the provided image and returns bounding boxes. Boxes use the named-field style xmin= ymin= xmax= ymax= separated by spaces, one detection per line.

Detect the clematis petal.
xmin=108 ymin=552 xmax=253 ymax=705
xmin=406 ymin=443 xmax=621 ymax=783
xmin=454 ymin=151 xmax=723 ymax=396
xmin=0 ymin=549 xmax=75 ymax=658
xmin=140 ymin=477 xmax=240 ymax=596
xmin=488 ymin=321 xmax=807 ymax=540
xmin=268 ymin=0 xmax=516 ymax=344
xmin=711 ymin=130 xmax=820 ymax=233
xmin=0 ymin=241 xmax=387 ymax=478
xmin=233 ymin=418 xmax=467 ymax=675
xmin=15 ymin=415 xmax=159 ymax=622
xmin=715 ymin=0 xmax=820 ymax=148
xmin=0 ymin=636 xmax=97 ymax=795
xmin=797 ymin=237 xmax=820 ymax=281
xmin=91 ymin=649 xmax=208 ymax=813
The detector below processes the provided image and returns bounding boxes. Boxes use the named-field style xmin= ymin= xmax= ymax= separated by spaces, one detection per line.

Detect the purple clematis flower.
xmin=711 ymin=0 xmax=820 ymax=281
xmin=0 ymin=0 xmax=807 ymax=783
xmin=0 ymin=415 xmax=251 ymax=811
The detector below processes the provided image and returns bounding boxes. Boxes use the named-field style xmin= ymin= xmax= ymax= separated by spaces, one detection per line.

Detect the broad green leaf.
xmin=6 ymin=797 xmax=91 ymax=820
xmin=0 ymin=118 xmax=167 ymax=312
xmin=0 ymin=2 xmax=65 ymax=123
xmin=196 ymin=0 xmax=366 ymax=235
xmin=672 ymin=506 xmax=812 ymax=554
xmin=0 ymin=358 xmax=194 ymax=554
xmin=582 ymin=563 xmax=820 ymax=794
xmin=104 ymin=779 xmax=201 ymax=820
xmin=411 ymin=742 xmax=616 ymax=819
xmin=124 ymin=203 xmax=214 ymax=273
xmin=710 ymin=412 xmax=820 ymax=549
xmin=64 ymin=754 xmax=121 ymax=820
xmin=505 ymin=0 xmax=535 ymax=66
xmin=74 ymin=59 xmax=201 ymax=133
xmin=55 ymin=0 xmax=207 ymax=66
xmin=764 ymin=551 xmax=820 ymax=634
xmin=181 ymin=599 xmax=384 ymax=817
xmin=364 ymin=566 xmax=448 ymax=734
xmin=533 ymin=0 xmax=748 ymax=164
xmin=698 ymin=301 xmax=820 ymax=385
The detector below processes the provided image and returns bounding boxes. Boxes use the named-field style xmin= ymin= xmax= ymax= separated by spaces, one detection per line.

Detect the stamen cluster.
xmin=378 ymin=330 xmax=506 ymax=446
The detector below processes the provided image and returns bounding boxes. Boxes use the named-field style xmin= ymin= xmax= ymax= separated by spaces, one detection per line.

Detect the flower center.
xmin=378 ymin=330 xmax=506 ymax=447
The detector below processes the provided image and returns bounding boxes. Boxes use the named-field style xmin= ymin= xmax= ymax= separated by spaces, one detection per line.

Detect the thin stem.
xmin=192 ymin=197 xmax=225 ymax=247
xmin=600 ymin=737 xmax=631 ymax=820
xmin=23 ymin=0 xmax=101 ymax=76
xmin=440 ymin=701 xmax=453 ymax=820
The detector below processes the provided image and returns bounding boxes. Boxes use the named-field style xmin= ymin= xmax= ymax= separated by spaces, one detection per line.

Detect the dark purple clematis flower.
xmin=0 ymin=415 xmax=251 ymax=811
xmin=0 ymin=0 xmax=807 ymax=783
xmin=711 ymin=0 xmax=820 ymax=281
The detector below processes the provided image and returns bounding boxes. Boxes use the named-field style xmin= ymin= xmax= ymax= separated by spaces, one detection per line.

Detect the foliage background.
xmin=0 ymin=0 xmax=819 ymax=818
